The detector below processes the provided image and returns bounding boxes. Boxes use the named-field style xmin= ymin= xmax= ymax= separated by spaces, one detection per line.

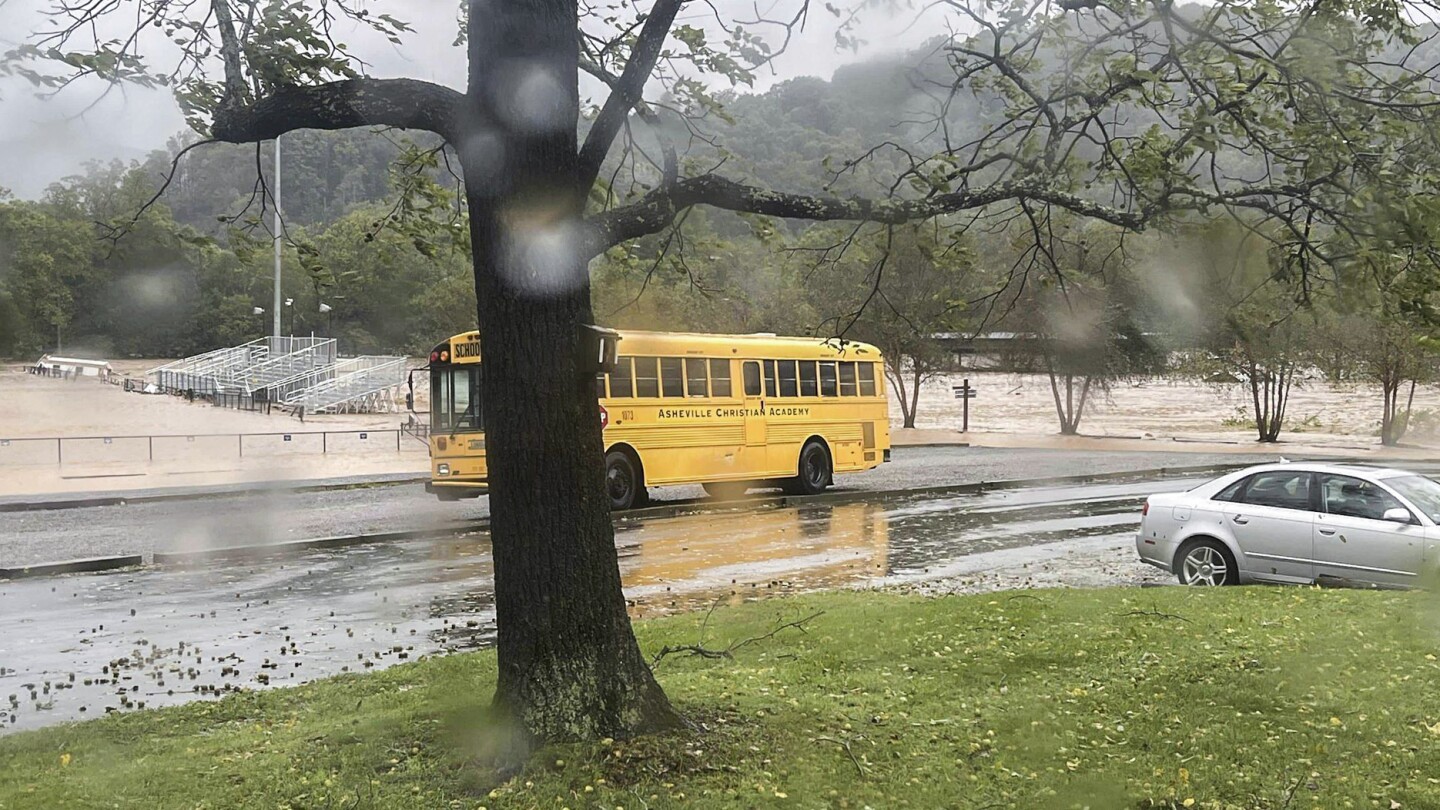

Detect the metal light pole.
xmin=272 ymin=135 xmax=283 ymax=338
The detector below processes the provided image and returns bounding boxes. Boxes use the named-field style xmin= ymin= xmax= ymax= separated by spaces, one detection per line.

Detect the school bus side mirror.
xmin=578 ymin=324 xmax=621 ymax=374
xmin=405 ymin=392 xmax=414 ymax=411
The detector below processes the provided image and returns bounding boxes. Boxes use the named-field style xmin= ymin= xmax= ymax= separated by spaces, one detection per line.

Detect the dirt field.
xmin=0 ymin=365 xmax=428 ymax=494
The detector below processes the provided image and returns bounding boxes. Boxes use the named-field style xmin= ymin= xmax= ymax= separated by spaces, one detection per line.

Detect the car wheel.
xmin=783 ymin=441 xmax=831 ymax=496
xmin=1176 ymin=539 xmax=1237 ymax=586
xmin=604 ymin=450 xmax=643 ymax=511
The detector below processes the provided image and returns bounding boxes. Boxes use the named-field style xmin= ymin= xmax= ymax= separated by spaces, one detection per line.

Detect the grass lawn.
xmin=4 ymin=586 xmax=1440 ymax=809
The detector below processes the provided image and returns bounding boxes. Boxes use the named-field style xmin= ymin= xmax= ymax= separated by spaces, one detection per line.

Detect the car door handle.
xmin=1318 ymin=529 xmax=1336 ymax=536
xmin=1231 ymin=515 xmax=1249 ymax=525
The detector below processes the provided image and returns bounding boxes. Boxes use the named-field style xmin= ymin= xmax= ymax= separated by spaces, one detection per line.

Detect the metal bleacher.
xmin=214 ymin=337 xmax=336 ymax=398
xmin=146 ymin=337 xmax=407 ymax=415
xmin=283 ymin=356 xmax=409 ymax=414
xmin=149 ymin=337 xmax=272 ymax=395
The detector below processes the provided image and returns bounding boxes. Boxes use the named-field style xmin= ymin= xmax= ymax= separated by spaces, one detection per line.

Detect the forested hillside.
xmin=0 ymin=45 xmax=947 ymax=359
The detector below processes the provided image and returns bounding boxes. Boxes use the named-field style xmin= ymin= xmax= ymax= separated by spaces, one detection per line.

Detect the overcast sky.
xmin=0 ymin=0 xmax=951 ymax=199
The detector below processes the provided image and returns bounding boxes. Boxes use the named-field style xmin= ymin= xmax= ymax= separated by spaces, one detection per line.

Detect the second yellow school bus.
xmin=425 ymin=329 xmax=891 ymax=508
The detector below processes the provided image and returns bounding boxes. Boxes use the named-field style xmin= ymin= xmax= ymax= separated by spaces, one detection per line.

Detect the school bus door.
xmin=742 ymin=360 xmax=767 ymax=456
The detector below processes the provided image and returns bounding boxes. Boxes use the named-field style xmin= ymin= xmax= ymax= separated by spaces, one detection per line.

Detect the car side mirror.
xmin=1383 ymin=507 xmax=1413 ymax=524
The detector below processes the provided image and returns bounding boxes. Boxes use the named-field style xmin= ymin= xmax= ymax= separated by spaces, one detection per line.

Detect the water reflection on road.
xmin=0 ymin=475 xmax=1200 ymax=733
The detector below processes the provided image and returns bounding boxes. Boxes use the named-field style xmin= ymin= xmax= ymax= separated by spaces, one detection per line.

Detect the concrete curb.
xmin=0 ymin=474 xmax=430 ymax=514
xmin=0 ymin=555 xmax=144 ymax=580
xmin=150 ymin=527 xmax=473 ymax=565
xmin=616 ymin=459 xmax=1253 ymax=522
xmin=2 ymin=459 xmax=1257 ymax=580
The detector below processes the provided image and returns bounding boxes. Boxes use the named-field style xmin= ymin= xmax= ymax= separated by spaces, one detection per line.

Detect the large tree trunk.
xmin=465 ymin=0 xmax=679 ymax=756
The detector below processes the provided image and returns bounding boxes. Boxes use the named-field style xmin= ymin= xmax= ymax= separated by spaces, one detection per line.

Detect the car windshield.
xmin=1383 ymin=475 xmax=1440 ymax=523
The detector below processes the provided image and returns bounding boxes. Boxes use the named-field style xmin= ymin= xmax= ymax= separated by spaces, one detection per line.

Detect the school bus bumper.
xmin=425 ymin=480 xmax=489 ymax=494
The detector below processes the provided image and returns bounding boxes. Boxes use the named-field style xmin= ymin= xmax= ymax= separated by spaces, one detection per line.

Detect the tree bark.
xmin=1381 ymin=375 xmax=1399 ymax=446
xmin=1045 ymin=353 xmax=1078 ymax=435
xmin=462 ymin=0 xmax=679 ymax=757
xmin=907 ymin=363 xmax=923 ymax=430
xmin=886 ymin=361 xmax=912 ymax=428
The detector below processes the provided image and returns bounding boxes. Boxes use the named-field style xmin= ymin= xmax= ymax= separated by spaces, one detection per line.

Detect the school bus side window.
xmin=858 ymin=362 xmax=877 ymax=396
xmin=710 ymin=359 xmax=732 ymax=397
xmin=778 ymin=360 xmax=798 ymax=397
xmin=839 ymin=361 xmax=858 ymax=396
xmin=819 ymin=361 xmax=838 ymax=396
xmin=685 ymin=358 xmax=708 ymax=397
xmin=635 ymin=357 xmax=660 ymax=397
xmin=763 ymin=359 xmax=778 ymax=398
xmin=609 ymin=357 xmax=634 ymax=398
xmin=743 ymin=361 xmax=762 ymax=396
xmin=799 ymin=361 xmax=818 ymax=396
xmin=660 ymin=357 xmax=685 ymax=397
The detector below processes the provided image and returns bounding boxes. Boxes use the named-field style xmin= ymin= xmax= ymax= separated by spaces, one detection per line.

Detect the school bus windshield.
xmin=431 ymin=365 xmax=483 ymax=433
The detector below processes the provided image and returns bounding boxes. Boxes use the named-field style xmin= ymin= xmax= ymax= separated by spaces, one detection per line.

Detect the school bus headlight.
xmin=437 ymin=463 xmax=451 ymax=476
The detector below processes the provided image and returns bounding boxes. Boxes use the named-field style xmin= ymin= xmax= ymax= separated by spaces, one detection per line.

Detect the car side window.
xmin=1236 ymin=471 xmax=1313 ymax=511
xmin=1320 ymin=474 xmax=1407 ymax=522
xmin=1213 ymin=479 xmax=1246 ymax=502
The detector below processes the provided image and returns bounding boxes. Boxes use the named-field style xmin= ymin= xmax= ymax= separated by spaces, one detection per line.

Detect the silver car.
xmin=1136 ymin=462 xmax=1440 ymax=587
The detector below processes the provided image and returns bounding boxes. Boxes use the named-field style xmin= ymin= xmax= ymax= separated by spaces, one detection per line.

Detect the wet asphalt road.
xmin=0 ymin=473 xmax=1202 ymax=733
xmin=0 ymin=446 xmax=1251 ymax=567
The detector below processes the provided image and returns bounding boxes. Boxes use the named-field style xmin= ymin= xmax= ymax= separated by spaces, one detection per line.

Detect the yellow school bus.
xmin=424 ymin=329 xmax=891 ymax=508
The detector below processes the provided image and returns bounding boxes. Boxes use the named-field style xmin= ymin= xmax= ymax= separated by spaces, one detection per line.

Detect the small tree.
xmin=994 ymin=222 xmax=1163 ymax=435
xmin=1365 ymin=320 xmax=1432 ymax=446
xmin=1331 ymin=256 xmax=1440 ymax=446
xmin=1191 ymin=226 xmax=1319 ymax=443
xmin=806 ymin=224 xmax=977 ymax=429
xmin=1214 ymin=324 xmax=1311 ymax=443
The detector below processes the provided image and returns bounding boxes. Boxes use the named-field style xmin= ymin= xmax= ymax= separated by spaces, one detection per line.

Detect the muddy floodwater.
xmin=0 ymin=475 xmax=1200 ymax=733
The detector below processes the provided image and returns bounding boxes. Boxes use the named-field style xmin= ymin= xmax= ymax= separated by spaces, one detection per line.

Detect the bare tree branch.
xmin=577 ymin=0 xmax=686 ymax=189
xmin=583 ymin=173 xmax=1148 ymax=257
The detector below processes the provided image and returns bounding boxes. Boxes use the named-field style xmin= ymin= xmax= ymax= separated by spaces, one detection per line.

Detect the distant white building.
xmin=32 ymin=355 xmax=113 ymax=379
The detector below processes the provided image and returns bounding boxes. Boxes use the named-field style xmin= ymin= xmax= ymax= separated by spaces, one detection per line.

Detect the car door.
xmin=1223 ymin=470 xmax=1318 ymax=582
xmin=1313 ymin=474 xmax=1423 ymax=587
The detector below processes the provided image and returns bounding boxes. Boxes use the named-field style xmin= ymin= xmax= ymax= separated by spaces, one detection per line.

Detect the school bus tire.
xmin=604 ymin=447 xmax=647 ymax=510
xmin=784 ymin=439 xmax=832 ymax=496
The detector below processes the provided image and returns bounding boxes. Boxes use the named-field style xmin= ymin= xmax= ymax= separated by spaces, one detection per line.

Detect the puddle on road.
xmin=0 ymin=477 xmax=1199 ymax=733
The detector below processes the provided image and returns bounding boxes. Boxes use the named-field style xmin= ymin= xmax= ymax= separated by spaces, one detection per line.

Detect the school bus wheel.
xmin=784 ymin=439 xmax=832 ymax=497
xmin=604 ymin=448 xmax=646 ymax=510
